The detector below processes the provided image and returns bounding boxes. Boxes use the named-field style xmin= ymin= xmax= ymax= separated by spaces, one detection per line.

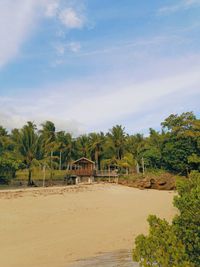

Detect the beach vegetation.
xmin=0 ymin=111 xmax=199 ymax=185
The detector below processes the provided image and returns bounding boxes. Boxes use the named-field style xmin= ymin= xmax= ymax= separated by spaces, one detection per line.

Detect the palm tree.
xmin=76 ymin=135 xmax=89 ymax=158
xmin=126 ymin=133 xmax=145 ymax=172
xmin=107 ymin=125 xmax=127 ymax=160
xmin=13 ymin=122 xmax=42 ymax=185
xmin=40 ymin=121 xmax=58 ymax=177
xmin=88 ymin=132 xmax=105 ymax=169
xmin=56 ymin=131 xmax=75 ymax=170
xmin=0 ymin=126 xmax=10 ymax=155
xmin=40 ymin=121 xmax=56 ymax=147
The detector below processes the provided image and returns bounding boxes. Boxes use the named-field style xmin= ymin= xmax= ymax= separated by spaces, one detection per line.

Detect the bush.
xmin=173 ymin=171 xmax=200 ymax=266
xmin=133 ymin=171 xmax=200 ymax=266
xmin=133 ymin=215 xmax=191 ymax=267
xmin=0 ymin=157 xmax=20 ymax=184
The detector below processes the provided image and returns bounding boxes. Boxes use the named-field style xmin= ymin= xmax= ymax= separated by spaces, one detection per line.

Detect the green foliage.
xmin=0 ymin=157 xmax=20 ymax=184
xmin=133 ymin=171 xmax=200 ymax=266
xmin=0 ymin=111 xmax=200 ymax=184
xmin=16 ymin=169 xmax=67 ymax=181
xmin=12 ymin=122 xmax=43 ymax=185
xmin=161 ymin=112 xmax=200 ymax=174
xmin=133 ymin=215 xmax=191 ymax=267
xmin=88 ymin=132 xmax=105 ymax=169
xmin=173 ymin=172 xmax=200 ymax=266
xmin=76 ymin=134 xmax=90 ymax=158
xmin=162 ymin=135 xmax=196 ymax=174
xmin=161 ymin=112 xmax=196 ymax=132
xmin=188 ymin=154 xmax=200 ymax=171
xmin=107 ymin=125 xmax=127 ymax=160
xmin=0 ymin=126 xmax=7 ymax=136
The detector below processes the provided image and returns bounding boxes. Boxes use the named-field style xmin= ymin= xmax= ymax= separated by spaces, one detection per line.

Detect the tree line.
xmin=0 ymin=111 xmax=200 ymax=185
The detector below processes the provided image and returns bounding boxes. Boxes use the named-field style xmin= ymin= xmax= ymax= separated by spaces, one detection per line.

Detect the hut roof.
xmin=72 ymin=157 xmax=95 ymax=165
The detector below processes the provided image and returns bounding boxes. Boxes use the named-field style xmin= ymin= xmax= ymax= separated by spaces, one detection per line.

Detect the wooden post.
xmin=50 ymin=151 xmax=53 ymax=182
xmin=43 ymin=165 xmax=46 ymax=187
xmin=116 ymin=176 xmax=119 ymax=184
xmin=59 ymin=151 xmax=62 ymax=170
xmin=136 ymin=161 xmax=140 ymax=174
xmin=142 ymin=157 xmax=145 ymax=176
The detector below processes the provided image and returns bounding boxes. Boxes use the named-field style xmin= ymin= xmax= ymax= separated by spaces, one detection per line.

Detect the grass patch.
xmin=16 ymin=169 xmax=68 ymax=181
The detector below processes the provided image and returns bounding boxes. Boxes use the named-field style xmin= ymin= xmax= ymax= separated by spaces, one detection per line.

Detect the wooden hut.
xmin=71 ymin=157 xmax=95 ymax=177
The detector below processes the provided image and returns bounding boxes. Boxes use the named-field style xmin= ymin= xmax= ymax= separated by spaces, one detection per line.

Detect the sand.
xmin=0 ymin=184 xmax=176 ymax=267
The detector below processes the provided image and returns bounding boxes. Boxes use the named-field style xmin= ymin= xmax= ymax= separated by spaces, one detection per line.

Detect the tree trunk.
xmin=28 ymin=168 xmax=32 ymax=186
xmin=95 ymin=150 xmax=99 ymax=170
xmin=59 ymin=151 xmax=62 ymax=170
xmin=117 ymin=149 xmax=120 ymax=160
xmin=142 ymin=157 xmax=145 ymax=176
xmin=50 ymin=151 xmax=53 ymax=184
xmin=136 ymin=161 xmax=140 ymax=174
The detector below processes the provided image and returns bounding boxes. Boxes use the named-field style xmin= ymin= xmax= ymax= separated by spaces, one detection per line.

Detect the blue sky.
xmin=0 ymin=0 xmax=200 ymax=135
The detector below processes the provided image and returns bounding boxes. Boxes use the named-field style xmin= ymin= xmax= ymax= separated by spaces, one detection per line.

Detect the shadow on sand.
xmin=67 ymin=249 xmax=138 ymax=267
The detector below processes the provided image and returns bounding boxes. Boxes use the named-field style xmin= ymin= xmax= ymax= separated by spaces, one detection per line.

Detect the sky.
xmin=0 ymin=0 xmax=200 ymax=135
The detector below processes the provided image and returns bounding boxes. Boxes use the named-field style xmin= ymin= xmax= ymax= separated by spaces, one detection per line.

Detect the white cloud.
xmin=0 ymin=0 xmax=86 ymax=68
xmin=158 ymin=0 xmax=200 ymax=15
xmin=0 ymin=0 xmax=38 ymax=67
xmin=1 ymin=59 xmax=200 ymax=134
xmin=68 ymin=42 xmax=81 ymax=52
xmin=0 ymin=95 xmax=84 ymax=135
xmin=58 ymin=8 xmax=85 ymax=29
xmin=44 ymin=0 xmax=59 ymax=17
xmin=55 ymin=43 xmax=65 ymax=55
xmin=54 ymin=41 xmax=81 ymax=58
xmin=63 ymin=70 xmax=200 ymax=127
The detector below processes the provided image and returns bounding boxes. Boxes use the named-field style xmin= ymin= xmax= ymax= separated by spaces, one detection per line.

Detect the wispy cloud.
xmin=55 ymin=41 xmax=81 ymax=58
xmin=1 ymin=0 xmax=199 ymax=135
xmin=44 ymin=0 xmax=87 ymax=29
xmin=157 ymin=0 xmax=200 ymax=15
xmin=55 ymin=43 xmax=66 ymax=56
xmin=68 ymin=42 xmax=81 ymax=52
xmin=1 ymin=55 xmax=200 ymax=134
xmin=0 ymin=0 xmax=87 ymax=68
xmin=44 ymin=0 xmax=59 ymax=17
xmin=100 ymin=36 xmax=181 ymax=54
xmin=0 ymin=0 xmax=38 ymax=67
xmin=58 ymin=8 xmax=85 ymax=29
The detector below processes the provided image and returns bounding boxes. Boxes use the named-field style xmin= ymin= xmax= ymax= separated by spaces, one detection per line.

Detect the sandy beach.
xmin=0 ymin=184 xmax=176 ymax=267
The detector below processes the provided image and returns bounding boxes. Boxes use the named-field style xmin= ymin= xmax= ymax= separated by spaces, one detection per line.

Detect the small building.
xmin=71 ymin=157 xmax=95 ymax=178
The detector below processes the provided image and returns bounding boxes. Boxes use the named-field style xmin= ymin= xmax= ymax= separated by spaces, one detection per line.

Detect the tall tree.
xmin=13 ymin=122 xmax=42 ymax=185
xmin=107 ymin=125 xmax=127 ymax=160
xmin=0 ymin=126 xmax=20 ymax=183
xmin=76 ymin=135 xmax=90 ymax=158
xmin=56 ymin=131 xmax=76 ymax=169
xmin=88 ymin=132 xmax=105 ymax=169
xmin=40 ymin=121 xmax=58 ymax=175
xmin=161 ymin=112 xmax=200 ymax=174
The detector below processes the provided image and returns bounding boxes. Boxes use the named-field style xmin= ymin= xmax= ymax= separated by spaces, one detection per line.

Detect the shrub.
xmin=133 ymin=171 xmax=200 ymax=266
xmin=0 ymin=157 xmax=20 ymax=184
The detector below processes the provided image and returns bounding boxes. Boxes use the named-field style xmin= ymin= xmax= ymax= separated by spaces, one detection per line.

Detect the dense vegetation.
xmin=0 ymin=111 xmax=200 ymax=184
xmin=133 ymin=171 xmax=200 ymax=267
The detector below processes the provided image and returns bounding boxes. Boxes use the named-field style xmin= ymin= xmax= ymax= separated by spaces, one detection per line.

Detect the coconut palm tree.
xmin=107 ymin=125 xmax=127 ymax=160
xmin=56 ymin=131 xmax=76 ymax=170
xmin=76 ymin=135 xmax=90 ymax=158
xmin=88 ymin=132 xmax=105 ymax=170
xmin=40 ymin=121 xmax=58 ymax=176
xmin=40 ymin=121 xmax=56 ymax=147
xmin=13 ymin=122 xmax=42 ymax=185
